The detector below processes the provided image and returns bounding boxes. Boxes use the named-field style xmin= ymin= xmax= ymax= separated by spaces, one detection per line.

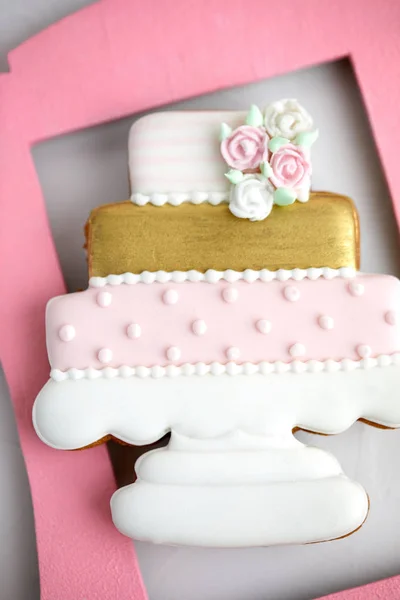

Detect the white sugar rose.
xmin=264 ymin=99 xmax=313 ymax=140
xmin=229 ymin=174 xmax=274 ymax=221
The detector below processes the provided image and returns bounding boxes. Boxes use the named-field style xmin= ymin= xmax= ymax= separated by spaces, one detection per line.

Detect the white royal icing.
xmin=97 ymin=348 xmax=113 ymax=364
xmin=88 ymin=267 xmax=357 ymax=288
xmin=58 ymin=324 xmax=75 ymax=342
xmin=318 ymin=315 xmax=334 ymax=330
xmin=131 ymin=191 xmax=229 ymax=206
xmin=264 ymin=99 xmax=313 ymax=140
xmin=283 ymin=284 xmax=300 ymax=302
xmin=228 ymin=174 xmax=274 ymax=221
xmin=111 ymin=476 xmax=367 ymax=547
xmin=289 ymin=343 xmax=306 ymax=358
xmin=96 ymin=291 xmax=112 ymax=307
xmin=256 ymin=319 xmax=272 ymax=334
xmin=34 ymin=365 xmax=400 ymax=546
xmin=166 ymin=346 xmax=181 ymax=361
xmin=192 ymin=319 xmax=207 ymax=336
xmin=126 ymin=323 xmax=141 ymax=339
xmin=385 ymin=310 xmax=398 ymax=326
xmin=47 ymin=354 xmax=400 ymax=381
xmin=33 ymin=368 xmax=400 ymax=449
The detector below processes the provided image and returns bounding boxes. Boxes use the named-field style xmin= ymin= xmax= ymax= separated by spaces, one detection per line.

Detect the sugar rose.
xmin=229 ymin=174 xmax=274 ymax=221
xmin=264 ymin=99 xmax=313 ymax=140
xmin=221 ymin=125 xmax=268 ymax=171
xmin=269 ymin=144 xmax=311 ymax=189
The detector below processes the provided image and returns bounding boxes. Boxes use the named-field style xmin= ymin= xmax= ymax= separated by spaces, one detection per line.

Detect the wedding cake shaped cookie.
xmin=33 ymin=100 xmax=400 ymax=547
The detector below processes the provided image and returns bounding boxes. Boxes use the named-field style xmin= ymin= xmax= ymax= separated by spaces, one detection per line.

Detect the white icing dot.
xmin=243 ymin=269 xmax=258 ymax=283
xmin=356 ymin=344 xmax=372 ymax=358
xmin=142 ymin=271 xmax=156 ymax=284
xmin=226 ymin=361 xmax=241 ymax=375
xmin=377 ymin=354 xmax=391 ymax=368
xmin=166 ymin=346 xmax=181 ymax=361
xmin=166 ymin=364 xmax=180 ymax=377
xmin=108 ymin=274 xmax=123 ymax=286
xmin=136 ymin=366 xmax=150 ymax=378
xmin=210 ymin=362 xmax=225 ymax=376
xmin=224 ymin=270 xmax=241 ymax=283
xmin=260 ymin=361 xmax=274 ymax=374
xmin=222 ymin=287 xmax=238 ymax=303
xmin=291 ymin=361 xmax=307 ymax=374
xmin=385 ymin=310 xmax=398 ymax=326
xmin=171 ymin=271 xmax=186 ymax=283
xmin=127 ymin=323 xmax=141 ymax=339
xmin=276 ymin=361 xmax=290 ymax=373
xmin=260 ymin=269 xmax=274 ymax=282
xmin=318 ymin=315 xmax=334 ymax=330
xmin=277 ymin=269 xmax=291 ymax=282
xmin=123 ymin=272 xmax=138 ymax=284
xmin=307 ymin=268 xmax=321 ymax=280
xmin=58 ymin=324 xmax=76 ymax=342
xmin=69 ymin=368 xmax=83 ymax=380
xmin=98 ymin=348 xmax=113 ymax=364
xmin=120 ymin=366 xmax=133 ymax=378
xmin=163 ymin=289 xmax=178 ymax=305
xmin=156 ymin=270 xmax=170 ymax=283
xmin=195 ymin=362 xmax=209 ymax=376
xmin=182 ymin=363 xmax=195 ymax=376
xmin=256 ymin=319 xmax=272 ymax=334
xmin=192 ymin=319 xmax=207 ymax=336
xmin=103 ymin=367 xmax=117 ymax=379
xmin=348 ymin=281 xmax=364 ymax=297
xmin=187 ymin=269 xmax=202 ymax=282
xmin=289 ymin=343 xmax=306 ymax=358
xmin=205 ymin=269 xmax=222 ymax=283
xmin=96 ymin=291 xmax=112 ymax=307
xmin=151 ymin=365 xmax=165 ymax=378
xmin=243 ymin=362 xmax=258 ymax=375
xmin=283 ymin=285 xmax=300 ymax=302
xmin=226 ymin=346 xmax=240 ymax=360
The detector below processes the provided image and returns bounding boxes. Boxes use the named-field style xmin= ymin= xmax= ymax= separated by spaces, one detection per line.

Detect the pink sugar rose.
xmin=221 ymin=125 xmax=268 ymax=171
xmin=269 ymin=144 xmax=311 ymax=189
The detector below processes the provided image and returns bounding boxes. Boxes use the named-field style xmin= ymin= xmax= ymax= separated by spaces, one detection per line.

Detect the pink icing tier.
xmin=46 ymin=274 xmax=400 ymax=371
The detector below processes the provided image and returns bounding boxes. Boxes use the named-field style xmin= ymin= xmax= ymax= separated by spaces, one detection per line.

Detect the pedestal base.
xmin=111 ymin=476 xmax=368 ymax=547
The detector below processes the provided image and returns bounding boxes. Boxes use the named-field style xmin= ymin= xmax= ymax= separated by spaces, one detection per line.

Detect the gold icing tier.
xmin=86 ymin=192 xmax=360 ymax=276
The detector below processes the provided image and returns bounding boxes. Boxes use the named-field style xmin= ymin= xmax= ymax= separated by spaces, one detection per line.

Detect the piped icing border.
xmin=50 ymin=354 xmax=400 ymax=381
xmin=89 ymin=267 xmax=356 ymax=287
xmin=131 ymin=191 xmax=228 ymax=206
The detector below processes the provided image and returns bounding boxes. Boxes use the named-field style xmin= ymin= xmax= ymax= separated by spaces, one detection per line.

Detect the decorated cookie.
xmin=33 ymin=100 xmax=400 ymax=548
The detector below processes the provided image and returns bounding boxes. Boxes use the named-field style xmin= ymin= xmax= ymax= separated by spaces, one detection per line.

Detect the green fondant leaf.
xmin=220 ymin=122 xmax=232 ymax=141
xmin=268 ymin=136 xmax=290 ymax=152
xmin=260 ymin=161 xmax=273 ymax=178
xmin=225 ymin=169 xmax=244 ymax=184
xmin=274 ymin=187 xmax=296 ymax=206
xmin=245 ymin=105 xmax=263 ymax=128
xmin=295 ymin=129 xmax=319 ymax=147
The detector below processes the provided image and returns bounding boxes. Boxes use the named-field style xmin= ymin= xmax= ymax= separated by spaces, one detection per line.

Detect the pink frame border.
xmin=0 ymin=1 xmax=399 ymax=598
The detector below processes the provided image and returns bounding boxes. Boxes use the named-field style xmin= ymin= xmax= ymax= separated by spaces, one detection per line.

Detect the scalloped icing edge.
xmin=89 ymin=267 xmax=357 ymax=287
xmin=131 ymin=191 xmax=229 ymax=206
xmin=50 ymin=354 xmax=400 ymax=381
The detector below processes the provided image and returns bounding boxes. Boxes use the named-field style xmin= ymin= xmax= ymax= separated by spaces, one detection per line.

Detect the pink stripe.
xmin=131 ymin=154 xmax=222 ymax=164
xmin=129 ymin=136 xmax=219 ymax=149
xmin=132 ymin=177 xmax=226 ymax=185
